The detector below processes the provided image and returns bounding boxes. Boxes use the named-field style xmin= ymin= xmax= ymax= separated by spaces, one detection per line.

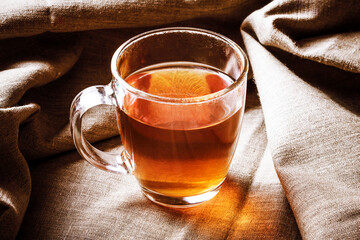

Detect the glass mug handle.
xmin=70 ymin=84 xmax=131 ymax=174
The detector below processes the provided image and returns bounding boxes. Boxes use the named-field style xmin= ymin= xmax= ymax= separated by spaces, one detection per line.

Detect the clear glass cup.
xmin=70 ymin=27 xmax=248 ymax=208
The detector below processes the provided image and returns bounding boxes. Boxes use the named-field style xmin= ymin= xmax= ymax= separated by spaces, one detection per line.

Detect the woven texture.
xmin=0 ymin=0 xmax=359 ymax=239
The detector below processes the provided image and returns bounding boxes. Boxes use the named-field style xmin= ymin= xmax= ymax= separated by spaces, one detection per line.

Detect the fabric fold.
xmin=246 ymin=0 xmax=360 ymax=73
xmin=241 ymin=0 xmax=360 ymax=238
xmin=0 ymin=0 xmax=262 ymax=39
xmin=0 ymin=104 xmax=38 ymax=239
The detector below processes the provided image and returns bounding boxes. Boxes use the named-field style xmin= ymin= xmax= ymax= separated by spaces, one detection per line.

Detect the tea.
xmin=117 ymin=63 xmax=243 ymax=197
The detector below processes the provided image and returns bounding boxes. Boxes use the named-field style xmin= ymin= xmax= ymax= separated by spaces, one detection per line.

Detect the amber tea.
xmin=117 ymin=63 xmax=243 ymax=197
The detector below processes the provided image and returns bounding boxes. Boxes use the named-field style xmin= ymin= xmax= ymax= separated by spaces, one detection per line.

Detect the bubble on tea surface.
xmin=147 ymin=69 xmax=211 ymax=98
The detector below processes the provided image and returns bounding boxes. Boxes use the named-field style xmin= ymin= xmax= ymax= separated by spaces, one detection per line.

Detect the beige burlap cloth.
xmin=0 ymin=0 xmax=359 ymax=239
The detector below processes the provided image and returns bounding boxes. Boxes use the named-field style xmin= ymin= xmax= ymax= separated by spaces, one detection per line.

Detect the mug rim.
xmin=110 ymin=27 xmax=249 ymax=104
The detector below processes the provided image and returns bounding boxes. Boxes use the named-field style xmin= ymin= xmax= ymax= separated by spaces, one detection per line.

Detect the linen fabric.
xmin=0 ymin=0 xmax=359 ymax=239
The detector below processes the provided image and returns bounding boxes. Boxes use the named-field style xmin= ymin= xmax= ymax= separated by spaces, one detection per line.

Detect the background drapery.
xmin=0 ymin=0 xmax=359 ymax=239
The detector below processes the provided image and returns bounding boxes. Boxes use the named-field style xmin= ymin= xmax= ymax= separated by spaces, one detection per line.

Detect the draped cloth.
xmin=0 ymin=0 xmax=359 ymax=239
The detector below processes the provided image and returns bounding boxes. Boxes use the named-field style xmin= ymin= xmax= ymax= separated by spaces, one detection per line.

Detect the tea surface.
xmin=125 ymin=66 xmax=232 ymax=98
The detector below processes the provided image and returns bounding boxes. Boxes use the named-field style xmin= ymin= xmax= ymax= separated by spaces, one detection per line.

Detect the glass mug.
xmin=70 ymin=27 xmax=248 ymax=208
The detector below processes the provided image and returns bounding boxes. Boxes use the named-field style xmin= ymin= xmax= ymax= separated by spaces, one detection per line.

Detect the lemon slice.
xmin=147 ymin=68 xmax=211 ymax=98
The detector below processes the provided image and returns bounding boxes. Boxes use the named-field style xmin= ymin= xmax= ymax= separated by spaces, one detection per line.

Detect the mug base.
xmin=141 ymin=183 xmax=222 ymax=208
